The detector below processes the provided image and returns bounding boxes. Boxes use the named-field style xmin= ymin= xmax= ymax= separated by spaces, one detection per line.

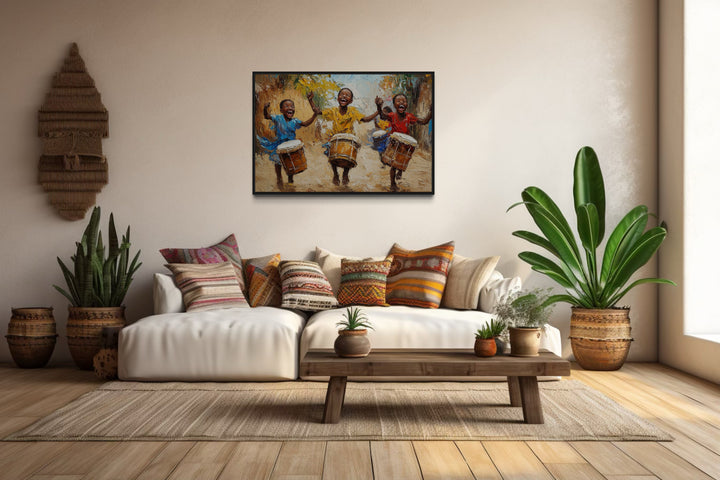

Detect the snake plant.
xmin=54 ymin=206 xmax=142 ymax=307
xmin=508 ymin=146 xmax=675 ymax=308
xmin=337 ymin=307 xmax=374 ymax=331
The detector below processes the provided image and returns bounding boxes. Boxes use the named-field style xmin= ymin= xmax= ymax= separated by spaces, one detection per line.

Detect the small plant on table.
xmin=334 ymin=307 xmax=373 ymax=358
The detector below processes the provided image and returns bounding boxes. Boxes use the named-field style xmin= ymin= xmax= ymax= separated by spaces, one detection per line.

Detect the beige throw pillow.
xmin=441 ymin=255 xmax=500 ymax=310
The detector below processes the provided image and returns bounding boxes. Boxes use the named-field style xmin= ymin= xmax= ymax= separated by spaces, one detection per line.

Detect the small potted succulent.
xmin=494 ymin=288 xmax=554 ymax=357
xmin=474 ymin=319 xmax=506 ymax=357
xmin=334 ymin=306 xmax=373 ymax=358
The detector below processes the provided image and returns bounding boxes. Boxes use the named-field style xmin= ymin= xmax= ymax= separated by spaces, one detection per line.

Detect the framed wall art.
xmin=253 ymin=72 xmax=434 ymax=195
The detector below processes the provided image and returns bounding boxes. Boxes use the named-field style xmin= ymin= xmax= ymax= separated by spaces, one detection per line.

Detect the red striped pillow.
xmin=166 ymin=262 xmax=249 ymax=311
xmin=160 ymin=234 xmax=246 ymax=293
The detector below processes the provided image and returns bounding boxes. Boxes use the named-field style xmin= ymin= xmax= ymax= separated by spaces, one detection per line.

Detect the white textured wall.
xmin=0 ymin=0 xmax=659 ymax=364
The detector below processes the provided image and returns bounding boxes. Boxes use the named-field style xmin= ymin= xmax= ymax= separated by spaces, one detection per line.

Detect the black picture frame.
xmin=253 ymin=71 xmax=434 ymax=195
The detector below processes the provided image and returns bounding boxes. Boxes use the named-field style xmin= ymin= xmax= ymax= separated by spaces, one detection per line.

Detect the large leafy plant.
xmin=54 ymin=206 xmax=142 ymax=307
xmin=509 ymin=146 xmax=675 ymax=308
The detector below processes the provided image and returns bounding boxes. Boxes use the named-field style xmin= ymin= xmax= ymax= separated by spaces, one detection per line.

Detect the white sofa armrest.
xmin=479 ymin=271 xmax=522 ymax=313
xmin=153 ymin=273 xmax=184 ymax=314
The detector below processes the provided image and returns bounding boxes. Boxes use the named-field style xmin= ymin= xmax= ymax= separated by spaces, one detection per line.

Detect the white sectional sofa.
xmin=118 ymin=270 xmax=562 ymax=381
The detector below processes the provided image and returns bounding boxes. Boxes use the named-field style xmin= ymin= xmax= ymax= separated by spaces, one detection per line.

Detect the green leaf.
xmin=576 ymin=204 xmax=600 ymax=253
xmin=518 ymin=251 xmax=574 ymax=288
xmin=600 ymin=206 xmax=648 ymax=286
xmin=605 ymin=277 xmax=677 ymax=307
xmin=573 ymin=146 xmax=606 ymax=243
xmin=544 ymin=293 xmax=589 ymax=308
xmin=601 ymin=227 xmax=667 ymax=304
xmin=521 ymin=187 xmax=580 ymax=259
xmin=512 ymin=230 xmax=559 ymax=257
xmin=524 ymin=203 xmax=587 ymax=286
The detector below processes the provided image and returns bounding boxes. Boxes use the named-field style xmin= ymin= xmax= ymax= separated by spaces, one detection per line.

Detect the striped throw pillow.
xmin=243 ymin=253 xmax=282 ymax=307
xmin=337 ymin=257 xmax=393 ymax=306
xmin=279 ymin=260 xmax=338 ymax=311
xmin=441 ymin=254 xmax=500 ymax=310
xmin=166 ymin=262 xmax=249 ymax=311
xmin=160 ymin=234 xmax=246 ymax=293
xmin=386 ymin=241 xmax=455 ymax=309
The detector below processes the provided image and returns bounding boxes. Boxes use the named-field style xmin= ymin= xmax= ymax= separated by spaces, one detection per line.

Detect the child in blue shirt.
xmin=258 ymin=92 xmax=320 ymax=185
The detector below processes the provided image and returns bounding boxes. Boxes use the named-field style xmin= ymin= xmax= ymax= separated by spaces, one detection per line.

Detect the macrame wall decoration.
xmin=38 ymin=43 xmax=109 ymax=221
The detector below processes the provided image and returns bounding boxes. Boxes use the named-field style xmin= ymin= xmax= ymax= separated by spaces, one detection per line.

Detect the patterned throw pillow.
xmin=165 ymin=262 xmax=249 ymax=311
xmin=314 ymin=246 xmax=385 ymax=295
xmin=386 ymin=241 xmax=455 ymax=309
xmin=160 ymin=234 xmax=246 ymax=293
xmin=243 ymin=253 xmax=282 ymax=307
xmin=279 ymin=260 xmax=338 ymax=311
xmin=337 ymin=257 xmax=393 ymax=306
xmin=441 ymin=254 xmax=500 ymax=310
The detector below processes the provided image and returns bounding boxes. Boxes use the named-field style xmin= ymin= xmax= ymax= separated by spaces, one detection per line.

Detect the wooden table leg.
xmin=518 ymin=376 xmax=544 ymax=424
xmin=507 ymin=376 xmax=521 ymax=407
xmin=322 ymin=376 xmax=347 ymax=424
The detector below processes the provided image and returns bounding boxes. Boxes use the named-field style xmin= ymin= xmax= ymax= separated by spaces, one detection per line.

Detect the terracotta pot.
xmin=474 ymin=337 xmax=497 ymax=357
xmin=334 ymin=329 xmax=371 ymax=358
xmin=570 ymin=307 xmax=632 ymax=371
xmin=509 ymin=327 xmax=542 ymax=357
xmin=66 ymin=306 xmax=125 ymax=370
xmin=6 ymin=307 xmax=57 ymax=368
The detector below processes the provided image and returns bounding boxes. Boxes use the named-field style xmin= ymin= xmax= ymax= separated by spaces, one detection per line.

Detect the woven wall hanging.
xmin=38 ymin=43 xmax=109 ymax=221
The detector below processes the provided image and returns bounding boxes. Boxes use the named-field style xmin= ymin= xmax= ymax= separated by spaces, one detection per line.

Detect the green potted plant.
xmin=475 ymin=318 xmax=506 ymax=357
xmin=54 ymin=206 xmax=142 ymax=369
xmin=474 ymin=318 xmax=506 ymax=357
xmin=494 ymin=288 xmax=554 ymax=357
xmin=509 ymin=146 xmax=675 ymax=369
xmin=334 ymin=306 xmax=373 ymax=358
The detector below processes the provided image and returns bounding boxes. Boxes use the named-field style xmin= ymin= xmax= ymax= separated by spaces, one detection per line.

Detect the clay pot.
xmin=570 ymin=307 xmax=633 ymax=370
xmin=66 ymin=306 xmax=125 ymax=370
xmin=474 ymin=337 xmax=497 ymax=357
xmin=6 ymin=307 xmax=57 ymax=368
xmin=509 ymin=327 xmax=542 ymax=357
xmin=334 ymin=329 xmax=371 ymax=358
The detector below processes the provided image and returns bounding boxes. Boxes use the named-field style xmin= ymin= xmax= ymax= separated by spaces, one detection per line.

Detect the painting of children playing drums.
xmin=253 ymin=72 xmax=434 ymax=194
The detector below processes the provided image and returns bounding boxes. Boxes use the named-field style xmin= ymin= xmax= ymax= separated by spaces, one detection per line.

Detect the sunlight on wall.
xmin=685 ymin=0 xmax=720 ymax=336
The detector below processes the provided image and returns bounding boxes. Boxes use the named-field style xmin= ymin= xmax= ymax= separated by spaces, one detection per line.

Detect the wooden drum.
xmin=381 ymin=132 xmax=418 ymax=171
xmin=328 ymin=133 xmax=360 ymax=168
xmin=372 ymin=130 xmax=388 ymax=149
xmin=277 ymin=140 xmax=307 ymax=175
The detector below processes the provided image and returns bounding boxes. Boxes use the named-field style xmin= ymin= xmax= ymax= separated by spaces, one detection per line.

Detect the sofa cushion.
xmin=480 ymin=274 xmax=522 ymax=313
xmin=153 ymin=273 xmax=184 ymax=314
xmin=244 ymin=253 xmax=282 ymax=307
xmin=119 ymin=307 xmax=306 ymax=381
xmin=441 ymin=254 xmax=500 ymax=310
xmin=279 ymin=260 xmax=339 ymax=311
xmin=166 ymin=262 xmax=249 ymax=311
xmin=386 ymin=241 xmax=455 ymax=309
xmin=160 ymin=234 xmax=246 ymax=292
xmin=337 ymin=257 xmax=393 ymax=306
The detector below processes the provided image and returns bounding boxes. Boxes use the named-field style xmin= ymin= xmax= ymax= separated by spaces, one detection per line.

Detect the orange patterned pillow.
xmin=243 ymin=254 xmax=282 ymax=307
xmin=386 ymin=241 xmax=455 ymax=309
xmin=337 ymin=257 xmax=393 ymax=306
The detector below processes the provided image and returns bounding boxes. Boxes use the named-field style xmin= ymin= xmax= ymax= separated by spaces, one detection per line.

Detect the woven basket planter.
xmin=66 ymin=306 xmax=125 ymax=370
xmin=570 ymin=307 xmax=633 ymax=371
xmin=6 ymin=307 xmax=57 ymax=368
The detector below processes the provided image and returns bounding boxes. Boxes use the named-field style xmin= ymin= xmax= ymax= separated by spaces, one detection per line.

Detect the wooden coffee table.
xmin=299 ymin=349 xmax=571 ymax=424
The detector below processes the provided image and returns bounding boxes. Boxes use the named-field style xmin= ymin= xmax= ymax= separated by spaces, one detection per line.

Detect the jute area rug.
xmin=5 ymin=380 xmax=670 ymax=442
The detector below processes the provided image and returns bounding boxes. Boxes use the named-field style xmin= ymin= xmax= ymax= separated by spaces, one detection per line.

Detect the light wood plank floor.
xmin=0 ymin=363 xmax=718 ymax=480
